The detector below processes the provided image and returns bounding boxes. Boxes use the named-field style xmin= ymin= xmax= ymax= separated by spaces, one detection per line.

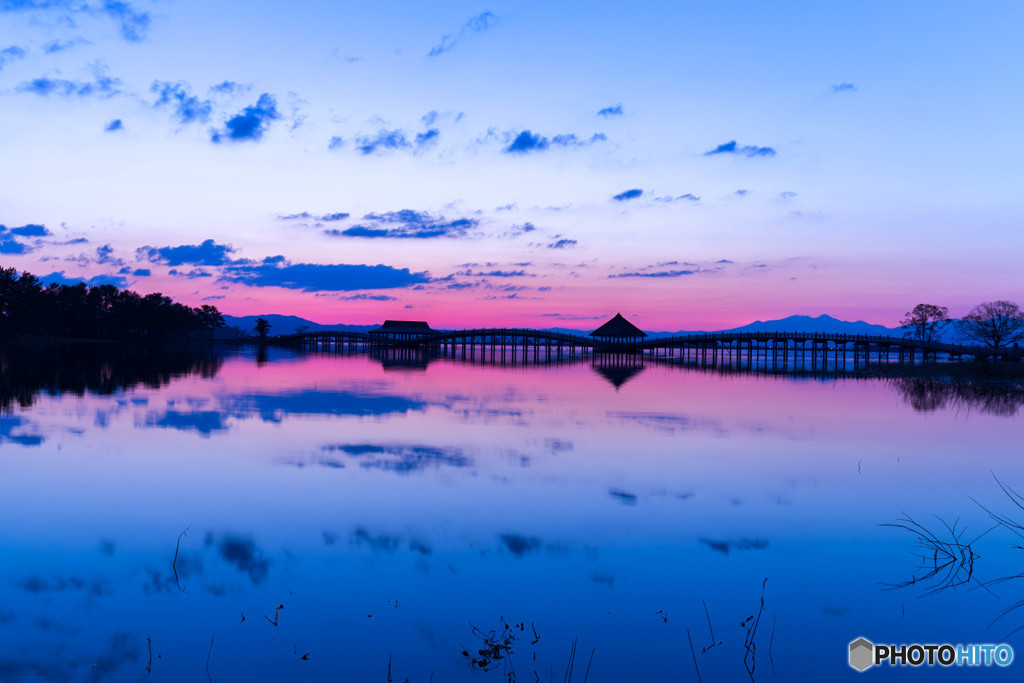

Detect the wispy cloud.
xmin=428 ymin=10 xmax=497 ymax=57
xmin=104 ymin=118 xmax=123 ymax=132
xmin=2 ymin=1 xmax=151 ymax=42
xmin=151 ymin=81 xmax=213 ymax=124
xmin=832 ymin=82 xmax=858 ymax=93
xmin=326 ymin=209 xmax=477 ymax=239
xmin=17 ymin=64 xmax=121 ymax=98
xmin=612 ymin=188 xmax=643 ymax=201
xmin=704 ymin=140 xmax=776 ymax=158
xmin=596 ymin=104 xmax=623 ymax=117
xmin=0 ymin=45 xmax=26 ymax=71
xmin=504 ymin=130 xmax=606 ymax=154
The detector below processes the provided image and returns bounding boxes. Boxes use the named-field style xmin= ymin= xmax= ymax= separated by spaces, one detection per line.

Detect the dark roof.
xmin=589 ymin=313 xmax=647 ymax=338
xmin=369 ymin=320 xmax=435 ymax=334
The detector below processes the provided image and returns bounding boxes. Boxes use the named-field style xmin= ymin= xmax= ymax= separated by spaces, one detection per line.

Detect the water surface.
xmin=2 ymin=343 xmax=1023 ymax=681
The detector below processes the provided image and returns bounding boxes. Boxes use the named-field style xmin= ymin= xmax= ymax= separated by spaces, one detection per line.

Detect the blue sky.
xmin=1 ymin=1 xmax=1022 ymax=328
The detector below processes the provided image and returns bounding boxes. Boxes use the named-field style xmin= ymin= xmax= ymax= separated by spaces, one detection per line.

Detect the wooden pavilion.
xmin=367 ymin=320 xmax=436 ymax=343
xmin=589 ymin=313 xmax=647 ymax=344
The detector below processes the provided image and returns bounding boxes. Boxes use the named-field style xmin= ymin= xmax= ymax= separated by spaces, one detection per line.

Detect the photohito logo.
xmin=849 ymin=637 xmax=1013 ymax=671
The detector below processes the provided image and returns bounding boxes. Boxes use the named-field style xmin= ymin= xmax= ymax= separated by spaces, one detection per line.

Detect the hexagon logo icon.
xmin=849 ymin=637 xmax=874 ymax=672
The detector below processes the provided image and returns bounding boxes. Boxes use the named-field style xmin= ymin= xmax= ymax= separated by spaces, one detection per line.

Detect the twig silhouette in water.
xmin=880 ymin=514 xmax=995 ymax=597
xmin=461 ymin=617 xmax=517 ymax=677
xmin=387 ymin=654 xmax=392 ymax=683
xmin=581 ymin=648 xmax=594 ymax=683
xmin=686 ymin=629 xmax=702 ymax=683
xmin=562 ymin=637 xmax=576 ymax=683
xmin=768 ymin=615 xmax=776 ymax=675
xmin=146 ymin=636 xmax=152 ymax=675
xmin=700 ymin=599 xmax=722 ymax=653
xmin=206 ymin=636 xmax=214 ymax=683
xmin=264 ymin=604 xmax=284 ymax=626
xmin=742 ymin=578 xmax=767 ymax=681
xmin=172 ymin=525 xmax=191 ymax=593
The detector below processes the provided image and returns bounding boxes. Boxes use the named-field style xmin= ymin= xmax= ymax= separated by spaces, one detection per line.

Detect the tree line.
xmin=0 ymin=266 xmax=225 ymax=339
xmin=902 ymin=300 xmax=1024 ymax=350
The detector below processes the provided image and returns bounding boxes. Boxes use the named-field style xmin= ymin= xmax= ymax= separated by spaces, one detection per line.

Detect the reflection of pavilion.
xmin=590 ymin=313 xmax=647 ymax=389
xmin=590 ymin=360 xmax=645 ymax=389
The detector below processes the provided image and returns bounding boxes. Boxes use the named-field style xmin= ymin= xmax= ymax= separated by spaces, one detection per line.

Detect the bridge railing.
xmin=274 ymin=328 xmax=999 ymax=358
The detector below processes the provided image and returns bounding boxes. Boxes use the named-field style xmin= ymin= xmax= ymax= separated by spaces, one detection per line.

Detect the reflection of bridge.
xmin=275 ymin=328 xmax=1015 ymax=365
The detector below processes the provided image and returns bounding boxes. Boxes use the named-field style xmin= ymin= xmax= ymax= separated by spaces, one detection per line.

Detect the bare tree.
xmin=957 ymin=301 xmax=1024 ymax=350
xmin=901 ymin=303 xmax=950 ymax=343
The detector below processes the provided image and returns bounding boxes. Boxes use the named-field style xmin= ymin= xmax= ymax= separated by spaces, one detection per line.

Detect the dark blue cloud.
xmin=547 ymin=238 xmax=577 ymax=249
xmin=597 ymin=104 xmax=623 ymax=117
xmin=327 ymin=135 xmax=344 ymax=150
xmin=704 ymin=140 xmax=776 ymax=157
xmin=132 ymin=268 xmax=150 ymax=276
xmin=456 ymin=269 xmax=528 ymax=278
xmin=0 ymin=416 xmax=42 ymax=446
xmin=613 ymin=188 xmax=643 ymax=201
xmin=610 ymin=267 xmax=719 ymax=278
xmin=138 ymin=238 xmax=235 ymax=266
xmin=168 ymin=268 xmax=212 ymax=279
xmin=104 ymin=118 xmax=123 ymax=132
xmin=151 ymin=81 xmax=213 ymax=124
xmin=17 ymin=71 xmax=121 ymax=98
xmin=506 ymin=130 xmax=548 ymax=153
xmin=415 ymin=128 xmax=440 ymax=147
xmin=102 ymin=0 xmax=150 ymax=42
xmin=220 ymin=259 xmax=431 ymax=292
xmin=278 ymin=211 xmax=349 ymax=222
xmin=0 ymin=45 xmax=25 ymax=71
xmin=95 ymin=243 xmax=122 ymax=265
xmin=355 ymin=129 xmax=409 ymax=154
xmin=428 ymin=10 xmax=497 ymax=57
xmin=210 ymin=93 xmax=280 ymax=143
xmin=504 ymin=130 xmax=605 ymax=154
xmin=832 ymin=82 xmax=858 ymax=93
xmin=147 ymin=410 xmax=228 ymax=436
xmin=654 ymin=193 xmax=700 ymax=202
xmin=778 ymin=191 xmax=797 ymax=200
xmin=39 ymin=271 xmax=127 ymax=287
xmin=0 ymin=225 xmax=35 ymax=253
xmin=6 ymin=223 xmax=49 ymax=236
xmin=327 ymin=210 xmax=477 ymax=239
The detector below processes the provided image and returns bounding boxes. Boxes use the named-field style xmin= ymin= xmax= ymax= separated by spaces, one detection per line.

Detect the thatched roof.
xmin=368 ymin=320 xmax=435 ymax=335
xmin=590 ymin=313 xmax=647 ymax=339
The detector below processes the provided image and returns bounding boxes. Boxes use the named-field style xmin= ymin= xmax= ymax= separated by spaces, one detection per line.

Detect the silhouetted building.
xmin=590 ymin=313 xmax=647 ymax=343
xmin=368 ymin=320 xmax=436 ymax=342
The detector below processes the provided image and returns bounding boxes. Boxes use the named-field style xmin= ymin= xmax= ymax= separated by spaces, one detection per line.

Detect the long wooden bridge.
xmin=274 ymin=328 xmax=1017 ymax=366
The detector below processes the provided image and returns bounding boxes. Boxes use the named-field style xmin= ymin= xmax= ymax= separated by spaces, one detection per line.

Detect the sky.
xmin=1 ymin=0 xmax=1022 ymax=330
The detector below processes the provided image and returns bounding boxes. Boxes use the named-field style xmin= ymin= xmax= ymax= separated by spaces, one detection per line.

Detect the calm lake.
xmin=2 ymin=342 xmax=1023 ymax=681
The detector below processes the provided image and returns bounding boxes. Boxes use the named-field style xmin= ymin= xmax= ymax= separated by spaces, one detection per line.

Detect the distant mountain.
xmin=222 ymin=314 xmax=373 ymax=336
xmin=720 ymin=314 xmax=898 ymax=336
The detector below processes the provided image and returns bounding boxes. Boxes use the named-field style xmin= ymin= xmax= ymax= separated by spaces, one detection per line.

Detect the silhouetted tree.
xmin=0 ymin=265 xmax=226 ymax=339
xmin=254 ymin=317 xmax=271 ymax=339
xmin=958 ymin=301 xmax=1024 ymax=350
xmin=901 ymin=303 xmax=950 ymax=343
